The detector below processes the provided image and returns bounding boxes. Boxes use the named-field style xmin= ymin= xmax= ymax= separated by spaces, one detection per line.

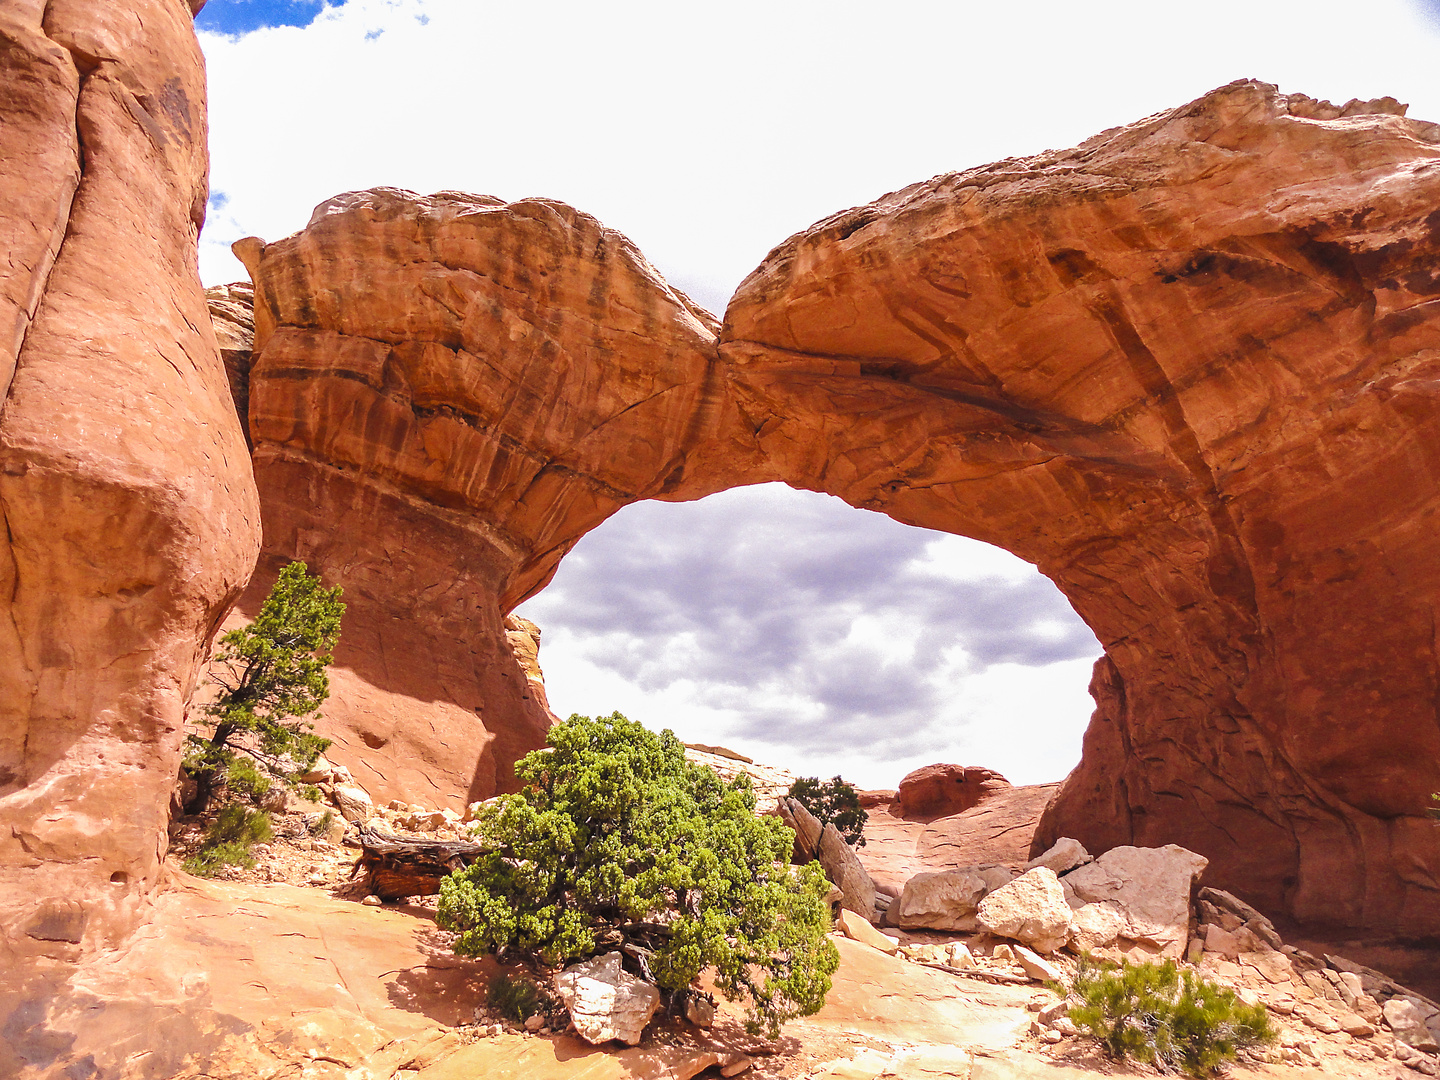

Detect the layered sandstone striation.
xmin=232 ymin=189 xmax=765 ymax=806
xmin=0 ymin=0 xmax=258 ymax=971
xmin=721 ymin=80 xmax=1440 ymax=935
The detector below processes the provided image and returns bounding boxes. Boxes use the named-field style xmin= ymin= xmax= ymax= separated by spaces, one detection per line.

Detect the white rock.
xmin=332 ymin=783 xmax=374 ymax=823
xmin=896 ymin=866 xmax=1015 ymax=931
xmin=1025 ymin=837 xmax=1092 ymax=876
xmin=1013 ymin=944 xmax=1064 ymax=982
xmin=1061 ymin=845 xmax=1209 ymax=958
xmin=836 ymin=908 xmax=900 ymax=955
xmin=1070 ymin=900 xmax=1128 ymax=953
xmin=975 ymin=867 xmax=1075 ymax=954
xmin=553 ymin=952 xmax=660 ymax=1046
xmin=297 ymin=755 xmax=336 ymax=784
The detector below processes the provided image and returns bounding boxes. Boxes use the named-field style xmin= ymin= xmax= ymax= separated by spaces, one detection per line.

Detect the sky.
xmin=195 ymin=0 xmax=1440 ymax=787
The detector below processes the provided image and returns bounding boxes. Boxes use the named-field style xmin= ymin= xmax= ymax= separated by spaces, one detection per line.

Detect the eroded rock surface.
xmin=0 ymin=0 xmax=258 ymax=972
xmin=233 ymin=188 xmax=763 ymax=807
xmin=897 ymin=764 xmax=1012 ymax=820
xmin=720 ymin=79 xmax=1440 ymax=936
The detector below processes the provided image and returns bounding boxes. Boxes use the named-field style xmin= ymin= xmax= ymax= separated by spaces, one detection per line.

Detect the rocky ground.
xmin=143 ymin=747 xmax=1440 ymax=1080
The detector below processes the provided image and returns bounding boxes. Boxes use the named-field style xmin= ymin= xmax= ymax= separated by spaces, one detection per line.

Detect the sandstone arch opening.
xmin=514 ymin=483 xmax=1102 ymax=791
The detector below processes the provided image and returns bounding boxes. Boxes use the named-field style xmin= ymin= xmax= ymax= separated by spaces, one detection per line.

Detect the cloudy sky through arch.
xmin=195 ymin=0 xmax=1440 ymax=785
xmin=514 ymin=485 xmax=1102 ymax=788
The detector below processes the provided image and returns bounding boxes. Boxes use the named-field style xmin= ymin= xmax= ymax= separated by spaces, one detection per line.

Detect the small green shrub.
xmin=182 ymin=805 xmax=273 ymax=878
xmin=787 ymin=775 xmax=868 ymax=847
xmin=1066 ymin=957 xmax=1274 ymax=1077
xmin=487 ymin=974 xmax=542 ymax=1022
xmin=225 ymin=755 xmax=273 ymax=801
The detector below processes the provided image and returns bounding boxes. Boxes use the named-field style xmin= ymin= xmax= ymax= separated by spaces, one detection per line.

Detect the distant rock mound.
xmin=897 ymin=764 xmax=1012 ymax=820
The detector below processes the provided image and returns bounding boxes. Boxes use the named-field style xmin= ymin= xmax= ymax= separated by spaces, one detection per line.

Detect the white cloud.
xmin=516 ymin=485 xmax=1102 ymax=788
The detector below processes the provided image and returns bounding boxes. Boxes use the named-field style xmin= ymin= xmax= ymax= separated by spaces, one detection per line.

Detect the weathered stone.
xmin=553 ymin=952 xmax=661 ymax=1046
xmin=1385 ymin=997 xmax=1440 ymax=1053
xmin=896 ymin=764 xmax=1011 ymax=819
xmin=1025 ymin=838 xmax=1092 ymax=876
xmin=896 ymin=866 xmax=1015 ymax=931
xmin=975 ymin=868 xmax=1075 ymax=954
xmin=836 ymin=908 xmax=900 ymax=955
xmin=1012 ymin=945 xmax=1063 ymax=982
xmin=684 ymin=993 xmax=716 ymax=1029
xmin=232 ymin=184 xmax=746 ymax=811
xmin=0 ymin=0 xmax=260 ymax=966
xmin=1062 ymin=845 xmax=1208 ymax=958
xmin=777 ymin=796 xmax=824 ymax=863
xmin=1069 ymin=900 xmax=1129 ymax=954
xmin=332 ymin=784 xmax=374 ymax=824
xmin=819 ymin=822 xmax=878 ymax=919
xmin=721 ymin=79 xmax=1440 ymax=938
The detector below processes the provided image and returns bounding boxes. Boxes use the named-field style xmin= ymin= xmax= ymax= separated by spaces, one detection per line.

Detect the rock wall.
xmin=233 ymin=189 xmax=766 ymax=806
xmin=0 ymin=0 xmax=259 ymax=966
xmin=719 ymin=80 xmax=1440 ymax=936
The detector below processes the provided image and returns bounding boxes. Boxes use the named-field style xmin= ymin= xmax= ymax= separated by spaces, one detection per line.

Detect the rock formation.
xmin=897 ymin=763 xmax=1012 ymax=819
xmin=0 ymin=0 xmax=258 ymax=971
xmin=231 ymin=188 xmax=766 ymax=806
xmin=223 ymin=80 xmax=1440 ymax=934
xmin=719 ymin=80 xmax=1440 ymax=936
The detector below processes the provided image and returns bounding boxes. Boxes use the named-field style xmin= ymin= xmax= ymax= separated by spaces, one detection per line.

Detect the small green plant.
xmin=487 ymin=974 xmax=543 ymax=1022
xmin=1065 ymin=956 xmax=1274 ymax=1077
xmin=184 ymin=561 xmax=344 ymax=815
xmin=182 ymin=805 xmax=273 ymax=878
xmin=1429 ymin=792 xmax=1439 ymax=823
xmin=438 ymin=712 xmax=839 ymax=1038
xmin=787 ymin=775 xmax=868 ymax=847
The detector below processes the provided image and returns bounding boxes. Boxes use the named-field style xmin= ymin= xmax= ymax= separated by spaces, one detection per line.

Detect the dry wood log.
xmin=355 ymin=823 xmax=483 ymax=900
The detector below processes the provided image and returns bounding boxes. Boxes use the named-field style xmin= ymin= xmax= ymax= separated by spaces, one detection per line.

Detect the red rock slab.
xmin=860 ymin=785 xmax=1060 ymax=898
xmin=721 ymin=79 xmax=1440 ymax=937
xmin=0 ymin=0 xmax=259 ymax=965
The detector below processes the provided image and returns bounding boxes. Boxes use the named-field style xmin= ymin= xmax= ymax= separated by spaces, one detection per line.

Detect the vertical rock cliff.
xmin=0 ymin=0 xmax=259 ymax=965
xmin=232 ymin=189 xmax=765 ymax=807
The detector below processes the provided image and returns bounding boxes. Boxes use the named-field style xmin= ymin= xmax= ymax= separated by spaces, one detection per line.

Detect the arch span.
xmin=237 ymin=80 xmax=1440 ymax=936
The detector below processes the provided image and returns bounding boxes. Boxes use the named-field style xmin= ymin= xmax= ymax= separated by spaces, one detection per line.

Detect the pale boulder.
xmin=1062 ymin=845 xmax=1208 ymax=958
xmin=836 ymin=908 xmax=900 ymax=955
xmin=1384 ymin=997 xmax=1440 ymax=1054
xmin=1069 ymin=900 xmax=1129 ymax=954
xmin=1025 ymin=837 xmax=1092 ymax=876
xmin=554 ymin=952 xmax=661 ymax=1046
xmin=896 ymin=866 xmax=1015 ymax=931
xmin=333 ymin=784 xmax=375 ymax=823
xmin=1013 ymin=945 xmax=1064 ymax=983
xmin=975 ymin=868 xmax=1075 ymax=955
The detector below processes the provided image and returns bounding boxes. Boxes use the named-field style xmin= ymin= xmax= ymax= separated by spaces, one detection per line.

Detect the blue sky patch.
xmin=194 ymin=0 xmax=334 ymax=34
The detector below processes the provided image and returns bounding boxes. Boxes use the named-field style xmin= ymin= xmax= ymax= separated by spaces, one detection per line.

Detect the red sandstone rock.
xmin=859 ymin=783 xmax=1060 ymax=898
xmin=0 ymin=0 xmax=258 ymax=970
xmin=721 ymin=80 xmax=1440 ymax=938
xmin=232 ymin=188 xmax=762 ymax=805
xmin=897 ymin=764 xmax=1012 ymax=820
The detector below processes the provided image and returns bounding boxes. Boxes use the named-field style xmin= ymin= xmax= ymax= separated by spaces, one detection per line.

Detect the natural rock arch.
xmin=234 ymin=79 xmax=1440 ymax=937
